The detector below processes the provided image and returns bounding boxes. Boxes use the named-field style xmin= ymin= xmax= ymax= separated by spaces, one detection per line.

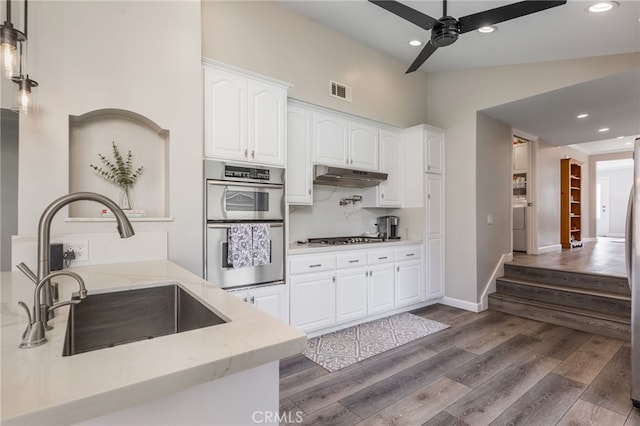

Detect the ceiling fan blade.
xmin=458 ymin=0 xmax=567 ymax=34
xmin=406 ymin=41 xmax=438 ymax=74
xmin=369 ymin=0 xmax=438 ymax=31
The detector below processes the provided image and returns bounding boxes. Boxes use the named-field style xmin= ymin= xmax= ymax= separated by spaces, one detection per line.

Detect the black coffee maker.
xmin=376 ymin=216 xmax=400 ymax=240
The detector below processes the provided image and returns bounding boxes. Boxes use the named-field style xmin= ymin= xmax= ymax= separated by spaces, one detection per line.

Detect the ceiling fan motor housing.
xmin=431 ymin=16 xmax=460 ymax=47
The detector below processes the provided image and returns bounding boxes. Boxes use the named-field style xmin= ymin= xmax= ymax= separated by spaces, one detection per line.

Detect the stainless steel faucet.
xmin=17 ymin=192 xmax=135 ymax=347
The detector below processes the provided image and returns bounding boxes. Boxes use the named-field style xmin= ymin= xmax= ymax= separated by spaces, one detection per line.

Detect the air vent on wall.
xmin=330 ymin=80 xmax=352 ymax=102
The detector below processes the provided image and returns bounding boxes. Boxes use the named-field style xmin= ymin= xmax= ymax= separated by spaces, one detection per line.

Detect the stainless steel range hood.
xmin=313 ymin=165 xmax=388 ymax=188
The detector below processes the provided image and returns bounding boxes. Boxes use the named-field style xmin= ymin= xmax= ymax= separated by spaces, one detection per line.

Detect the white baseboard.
xmin=440 ymin=296 xmax=482 ymax=313
xmin=536 ymin=244 xmax=562 ymax=254
xmin=584 ymin=237 xmax=597 ymax=242
xmin=478 ymin=252 xmax=512 ymax=312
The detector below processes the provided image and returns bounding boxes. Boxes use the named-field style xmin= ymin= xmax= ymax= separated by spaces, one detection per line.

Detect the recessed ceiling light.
xmin=409 ymin=40 xmax=422 ymax=47
xmin=617 ymin=136 xmax=625 ymax=139
xmin=625 ymin=142 xmax=633 ymax=145
xmin=577 ymin=113 xmax=589 ymax=119
xmin=478 ymin=26 xmax=497 ymax=33
xmin=598 ymin=127 xmax=610 ymax=132
xmin=587 ymin=1 xmax=619 ymax=13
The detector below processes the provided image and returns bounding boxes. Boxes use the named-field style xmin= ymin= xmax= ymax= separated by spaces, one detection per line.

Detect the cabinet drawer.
xmin=337 ymin=252 xmax=368 ymax=269
xmin=395 ymin=246 xmax=422 ymax=261
xmin=368 ymin=249 xmax=395 ymax=265
xmin=289 ymin=255 xmax=336 ymax=275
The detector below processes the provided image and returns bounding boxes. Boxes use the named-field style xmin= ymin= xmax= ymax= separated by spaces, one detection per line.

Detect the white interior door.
xmin=597 ymin=176 xmax=611 ymax=236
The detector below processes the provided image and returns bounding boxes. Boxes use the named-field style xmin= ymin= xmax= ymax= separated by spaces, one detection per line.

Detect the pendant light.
xmin=1 ymin=0 xmax=38 ymax=114
xmin=0 ymin=0 xmax=26 ymax=78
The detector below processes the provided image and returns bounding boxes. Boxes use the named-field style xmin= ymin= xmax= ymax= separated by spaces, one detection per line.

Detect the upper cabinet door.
xmin=349 ymin=122 xmax=379 ymax=171
xmin=287 ymin=104 xmax=313 ymax=205
xmin=204 ymin=67 xmax=247 ymax=160
xmin=248 ymin=80 xmax=286 ymax=166
xmin=313 ymin=111 xmax=348 ymax=167
xmin=378 ymin=129 xmax=402 ymax=207
xmin=425 ymin=128 xmax=444 ymax=174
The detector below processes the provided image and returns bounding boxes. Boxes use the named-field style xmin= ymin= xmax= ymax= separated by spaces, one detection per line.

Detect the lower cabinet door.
xmin=368 ymin=263 xmax=395 ymax=315
xmin=290 ymin=271 xmax=336 ymax=332
xmin=336 ymin=267 xmax=368 ymax=323
xmin=395 ymin=259 xmax=422 ymax=307
xmin=251 ymin=285 xmax=289 ymax=324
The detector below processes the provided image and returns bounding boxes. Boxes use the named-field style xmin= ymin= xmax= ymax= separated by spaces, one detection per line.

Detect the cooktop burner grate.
xmin=307 ymin=236 xmax=387 ymax=245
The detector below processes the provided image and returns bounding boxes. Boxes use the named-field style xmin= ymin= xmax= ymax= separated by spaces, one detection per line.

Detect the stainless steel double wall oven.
xmin=204 ymin=160 xmax=285 ymax=289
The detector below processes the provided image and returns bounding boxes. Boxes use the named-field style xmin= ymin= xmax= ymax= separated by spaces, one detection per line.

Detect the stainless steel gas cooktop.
xmin=306 ymin=236 xmax=387 ymax=245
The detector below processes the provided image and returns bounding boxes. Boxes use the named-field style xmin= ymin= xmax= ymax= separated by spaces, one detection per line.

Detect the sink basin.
xmin=63 ymin=284 xmax=226 ymax=356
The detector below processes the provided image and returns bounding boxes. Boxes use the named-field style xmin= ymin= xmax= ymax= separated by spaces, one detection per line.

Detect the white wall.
xmin=475 ymin=113 xmax=512 ymax=297
xmin=201 ymin=1 xmax=430 ymax=128
xmin=4 ymin=1 xmax=203 ymax=275
xmin=535 ymin=140 xmax=590 ymax=249
xmin=427 ymin=53 xmax=639 ymax=303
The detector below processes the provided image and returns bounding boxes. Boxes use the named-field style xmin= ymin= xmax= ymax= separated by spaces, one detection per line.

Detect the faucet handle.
xmin=17 ymin=263 xmax=37 ymax=284
xmin=18 ymin=301 xmax=32 ymax=324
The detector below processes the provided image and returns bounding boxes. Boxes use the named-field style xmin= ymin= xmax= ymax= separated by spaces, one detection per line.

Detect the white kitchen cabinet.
xmin=290 ymin=271 xmax=336 ymax=332
xmin=312 ymin=111 xmax=379 ymax=171
xmin=227 ymin=284 xmax=289 ymax=324
xmin=336 ymin=266 xmax=369 ymax=323
xmin=348 ymin=122 xmax=379 ymax=171
xmin=426 ymin=238 xmax=444 ymax=298
xmin=425 ymin=126 xmax=444 ymax=174
xmin=395 ymin=259 xmax=422 ymax=308
xmin=313 ymin=111 xmax=348 ymax=167
xmin=287 ymin=104 xmax=313 ymax=205
xmin=513 ymin=142 xmax=528 ymax=173
xmin=377 ymin=129 xmax=403 ymax=207
xmin=425 ymin=172 xmax=444 ymax=299
xmin=402 ymin=125 xmax=425 ymax=208
xmin=203 ymin=62 xmax=288 ymax=167
xmin=368 ymin=263 xmax=395 ymax=315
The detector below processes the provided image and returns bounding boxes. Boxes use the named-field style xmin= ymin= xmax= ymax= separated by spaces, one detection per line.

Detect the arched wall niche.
xmin=68 ymin=108 xmax=170 ymax=219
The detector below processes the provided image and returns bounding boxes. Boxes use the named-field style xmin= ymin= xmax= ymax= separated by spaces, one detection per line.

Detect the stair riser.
xmin=496 ymin=280 xmax=631 ymax=318
xmin=503 ymin=264 xmax=630 ymax=296
xmin=488 ymin=295 xmax=630 ymax=340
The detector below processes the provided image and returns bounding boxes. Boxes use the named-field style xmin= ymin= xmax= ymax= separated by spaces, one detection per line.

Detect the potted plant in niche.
xmin=90 ymin=141 xmax=144 ymax=216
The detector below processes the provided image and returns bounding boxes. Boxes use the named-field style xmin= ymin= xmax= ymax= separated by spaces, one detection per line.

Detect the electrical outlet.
xmin=63 ymin=240 xmax=89 ymax=261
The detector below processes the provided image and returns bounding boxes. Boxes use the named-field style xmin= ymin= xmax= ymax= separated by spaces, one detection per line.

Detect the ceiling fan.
xmin=369 ymin=0 xmax=567 ymax=73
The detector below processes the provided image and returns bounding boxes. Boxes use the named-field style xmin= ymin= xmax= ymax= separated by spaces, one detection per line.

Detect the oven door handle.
xmin=207 ymin=223 xmax=284 ymax=229
xmin=207 ymin=181 xmax=283 ymax=189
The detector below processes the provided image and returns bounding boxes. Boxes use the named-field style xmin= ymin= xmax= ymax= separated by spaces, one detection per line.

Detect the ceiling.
xmin=282 ymin=0 xmax=640 ymax=152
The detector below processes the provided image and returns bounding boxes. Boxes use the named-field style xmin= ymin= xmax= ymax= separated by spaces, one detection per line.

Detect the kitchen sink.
xmin=62 ymin=284 xmax=226 ymax=356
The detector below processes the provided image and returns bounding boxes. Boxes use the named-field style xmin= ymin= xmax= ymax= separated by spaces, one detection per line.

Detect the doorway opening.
xmin=595 ymin=158 xmax=633 ymax=239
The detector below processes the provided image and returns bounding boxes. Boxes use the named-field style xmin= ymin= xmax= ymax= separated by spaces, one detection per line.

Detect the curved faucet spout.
xmin=37 ymin=192 xmax=135 ymax=283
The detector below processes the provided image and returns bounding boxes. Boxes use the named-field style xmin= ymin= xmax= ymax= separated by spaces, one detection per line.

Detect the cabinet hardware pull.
xmin=250 ymin=296 xmax=255 ymax=304
xmin=381 ymin=193 xmax=384 ymax=199
xmin=350 ymin=159 xmax=353 ymax=164
xmin=428 ymin=194 xmax=431 ymax=200
xmin=427 ymin=165 xmax=431 ymax=171
xmin=406 ymin=253 xmax=415 ymax=257
xmin=397 ymin=266 xmax=400 ymax=272
xmin=309 ymin=264 xmax=322 ymax=268
xmin=332 ymin=276 xmax=336 ymax=283
xmin=308 ymin=189 xmax=311 ymax=195
xmin=243 ymin=297 xmax=248 ymax=302
xmin=244 ymin=149 xmax=248 ymax=157
xmin=348 ymin=260 xmax=359 ymax=263
xmin=378 ymin=256 xmax=387 ymax=260
xmin=369 ymin=271 xmax=372 ymax=276
xmin=251 ymin=150 xmax=255 ymax=158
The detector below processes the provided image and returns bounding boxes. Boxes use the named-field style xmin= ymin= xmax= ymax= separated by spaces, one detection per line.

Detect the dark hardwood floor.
xmin=279 ymin=304 xmax=638 ymax=426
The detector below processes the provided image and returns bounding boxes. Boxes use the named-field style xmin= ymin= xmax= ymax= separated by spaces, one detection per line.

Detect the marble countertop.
xmin=1 ymin=260 xmax=306 ymax=425
xmin=288 ymin=239 xmax=423 ymax=255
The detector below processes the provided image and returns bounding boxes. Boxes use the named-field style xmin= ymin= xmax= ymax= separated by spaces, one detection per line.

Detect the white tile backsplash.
xmin=288 ymin=185 xmax=391 ymax=242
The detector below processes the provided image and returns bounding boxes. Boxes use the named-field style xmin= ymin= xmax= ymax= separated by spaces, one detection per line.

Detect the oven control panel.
xmin=224 ymin=165 xmax=270 ymax=181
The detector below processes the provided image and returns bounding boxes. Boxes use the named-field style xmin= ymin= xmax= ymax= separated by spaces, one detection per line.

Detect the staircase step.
xmin=496 ymin=277 xmax=631 ymax=319
xmin=503 ymin=263 xmax=630 ymax=296
xmin=488 ymin=293 xmax=630 ymax=340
